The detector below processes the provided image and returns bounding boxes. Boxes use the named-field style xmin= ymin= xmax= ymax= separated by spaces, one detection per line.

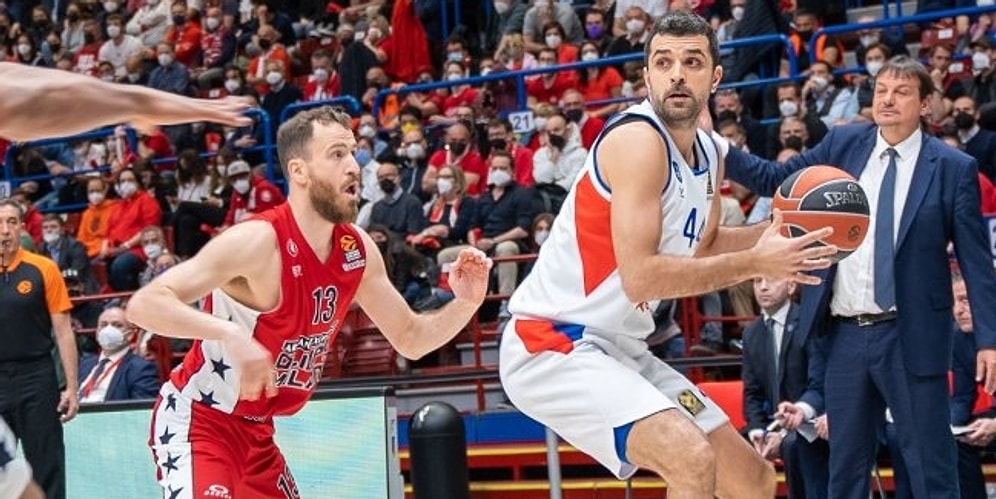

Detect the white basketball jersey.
xmin=508 ymin=100 xmax=719 ymax=337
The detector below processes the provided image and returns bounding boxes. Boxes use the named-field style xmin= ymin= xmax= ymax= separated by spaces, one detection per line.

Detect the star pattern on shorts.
xmin=199 ymin=390 xmax=219 ymax=408
xmin=0 ymin=438 xmax=12 ymax=470
xmin=167 ymin=485 xmax=183 ymax=499
xmin=211 ymin=357 xmax=231 ymax=380
xmin=165 ymin=393 xmax=177 ymax=411
xmin=162 ymin=453 xmax=179 ymax=475
xmin=159 ymin=426 xmax=175 ymax=445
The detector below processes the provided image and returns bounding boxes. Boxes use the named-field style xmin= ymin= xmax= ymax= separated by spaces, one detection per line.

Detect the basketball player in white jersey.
xmin=499 ymin=11 xmax=838 ymax=498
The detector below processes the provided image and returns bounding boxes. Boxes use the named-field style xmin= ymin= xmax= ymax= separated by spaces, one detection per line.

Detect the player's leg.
xmin=625 ymin=410 xmax=717 ymax=498
xmin=708 ymin=423 xmax=777 ymax=499
xmin=239 ymin=433 xmax=299 ymax=499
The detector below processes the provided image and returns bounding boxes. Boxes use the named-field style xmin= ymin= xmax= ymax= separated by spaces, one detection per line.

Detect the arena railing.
xmin=808 ymin=4 xmax=996 ymax=67
xmin=370 ymin=34 xmax=798 ymax=126
xmin=2 ymin=127 xmax=139 ymax=207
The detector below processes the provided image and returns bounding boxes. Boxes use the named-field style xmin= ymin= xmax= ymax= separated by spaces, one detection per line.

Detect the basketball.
xmin=771 ymin=166 xmax=870 ymax=262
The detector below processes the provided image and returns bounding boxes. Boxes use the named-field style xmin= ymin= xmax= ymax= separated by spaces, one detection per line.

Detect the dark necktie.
xmin=766 ymin=318 xmax=780 ymax=402
xmin=874 ymin=148 xmax=898 ymax=311
xmin=79 ymin=358 xmax=111 ymax=399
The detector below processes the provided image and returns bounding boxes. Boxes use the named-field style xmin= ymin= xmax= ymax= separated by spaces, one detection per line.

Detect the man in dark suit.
xmin=724 ymin=55 xmax=996 ymax=499
xmin=77 ymin=307 xmax=160 ymax=403
xmin=742 ymin=276 xmax=829 ymax=499
xmin=38 ymin=214 xmax=97 ymax=295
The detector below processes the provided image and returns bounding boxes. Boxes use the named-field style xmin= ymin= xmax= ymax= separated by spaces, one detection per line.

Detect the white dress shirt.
xmin=80 ymin=348 xmax=129 ymax=403
xmin=831 ymin=128 xmax=921 ymax=317
xmin=765 ymin=300 xmax=791 ymax=373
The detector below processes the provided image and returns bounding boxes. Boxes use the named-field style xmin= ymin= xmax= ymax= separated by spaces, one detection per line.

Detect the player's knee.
xmin=681 ymin=437 xmax=717 ymax=477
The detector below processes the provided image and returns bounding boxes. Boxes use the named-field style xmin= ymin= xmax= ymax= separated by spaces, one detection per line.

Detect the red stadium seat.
xmin=697 ymin=380 xmax=746 ymax=430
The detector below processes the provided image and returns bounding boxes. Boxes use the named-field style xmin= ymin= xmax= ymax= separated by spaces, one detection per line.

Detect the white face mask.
xmin=810 ymin=76 xmax=829 ymax=92
xmin=534 ymin=117 xmax=547 ymax=131
xmin=534 ymin=0 xmax=550 ymax=7
xmin=581 ymin=51 xmax=598 ymax=62
xmin=88 ymin=192 xmax=105 ymax=205
xmin=973 ymin=52 xmax=991 ymax=72
xmin=97 ymin=325 xmax=128 ymax=352
xmin=127 ymin=72 xmax=141 ymax=82
xmin=42 ymin=231 xmax=60 ymax=244
xmin=866 ymin=60 xmax=884 ymax=77
xmin=16 ymin=43 xmax=31 ymax=56
xmin=143 ymin=243 xmax=163 ymax=260
xmin=205 ymin=17 xmax=220 ymax=30
xmin=437 ymin=178 xmax=454 ymax=195
xmin=313 ymin=68 xmax=329 ymax=82
xmin=265 ymin=71 xmax=283 ymax=86
xmin=104 ymin=1 xmax=119 ymax=12
xmin=447 ymin=72 xmax=463 ymax=82
xmin=233 ymin=178 xmax=251 ymax=194
xmin=406 ymin=143 xmax=425 ymax=160
xmin=216 ymin=164 xmax=227 ymax=177
xmin=116 ymin=180 xmax=137 ymax=197
xmin=860 ymin=34 xmax=879 ymax=48
xmin=534 ymin=229 xmax=549 ymax=246
xmin=224 ymin=79 xmax=241 ymax=93
xmin=487 ymin=169 xmax=512 ymax=187
xmin=545 ymin=34 xmax=562 ymax=49
xmin=778 ymin=99 xmax=798 ymax=117
xmin=157 ymin=53 xmax=173 ymax=66
xmin=731 ymin=5 xmax=745 ymax=21
xmin=106 ymin=25 xmax=121 ymax=38
xmin=626 ymin=19 xmax=645 ymax=35
xmin=359 ymin=124 xmax=376 ymax=138
xmin=494 ymin=0 xmax=511 ymax=14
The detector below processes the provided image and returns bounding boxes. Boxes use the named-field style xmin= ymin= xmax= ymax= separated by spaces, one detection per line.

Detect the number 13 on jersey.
xmin=683 ymin=208 xmax=705 ymax=248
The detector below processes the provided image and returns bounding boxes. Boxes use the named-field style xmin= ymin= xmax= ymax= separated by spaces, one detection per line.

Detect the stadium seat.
xmin=696 ymin=380 xmax=746 ymax=431
xmin=340 ymin=309 xmax=398 ymax=377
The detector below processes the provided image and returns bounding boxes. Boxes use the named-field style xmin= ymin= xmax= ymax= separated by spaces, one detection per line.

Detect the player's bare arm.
xmin=354 ymin=228 xmax=491 ymax=360
xmin=600 ymin=122 xmax=833 ymax=303
xmin=0 ymin=62 xmax=251 ymax=141
xmin=127 ymin=220 xmax=280 ymax=401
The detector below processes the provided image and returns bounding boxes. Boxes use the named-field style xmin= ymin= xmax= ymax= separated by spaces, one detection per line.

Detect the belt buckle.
xmin=856 ymin=315 xmax=875 ymax=327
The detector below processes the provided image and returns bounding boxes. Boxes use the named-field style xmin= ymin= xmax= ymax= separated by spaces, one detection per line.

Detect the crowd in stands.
xmin=5 ymin=0 xmax=996 ymax=393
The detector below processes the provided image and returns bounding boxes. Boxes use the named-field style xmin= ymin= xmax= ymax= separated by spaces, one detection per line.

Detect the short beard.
xmin=650 ymin=89 xmax=701 ymax=129
xmin=308 ymin=175 xmax=357 ymax=224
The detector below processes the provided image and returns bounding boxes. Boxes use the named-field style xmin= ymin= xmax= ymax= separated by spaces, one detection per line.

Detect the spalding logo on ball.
xmin=771 ymin=165 xmax=870 ymax=263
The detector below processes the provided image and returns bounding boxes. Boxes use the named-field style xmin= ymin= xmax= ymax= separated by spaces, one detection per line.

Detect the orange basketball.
xmin=771 ymin=165 xmax=870 ymax=262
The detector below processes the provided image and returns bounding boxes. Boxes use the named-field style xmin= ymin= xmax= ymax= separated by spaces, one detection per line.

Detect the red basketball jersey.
xmin=168 ymin=203 xmax=367 ymax=418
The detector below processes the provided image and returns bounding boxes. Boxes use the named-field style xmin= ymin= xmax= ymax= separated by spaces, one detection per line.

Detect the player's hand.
xmin=447 ymin=247 xmax=493 ymax=304
xmin=775 ymin=401 xmax=805 ymax=430
xmin=752 ymin=209 xmax=836 ymax=285
xmin=976 ymin=348 xmax=996 ymax=394
xmin=814 ymin=414 xmax=829 ymax=440
xmin=132 ymin=96 xmax=254 ymax=134
xmin=221 ymin=330 xmax=278 ymax=401
xmin=58 ymin=389 xmax=79 ymax=423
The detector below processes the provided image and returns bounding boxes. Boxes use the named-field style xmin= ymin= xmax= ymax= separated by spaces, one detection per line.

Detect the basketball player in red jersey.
xmin=127 ymin=107 xmax=492 ymax=499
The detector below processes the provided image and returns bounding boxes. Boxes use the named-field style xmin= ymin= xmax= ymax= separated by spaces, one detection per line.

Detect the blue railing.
xmin=809 ymin=4 xmax=996 ymax=66
xmin=279 ymin=95 xmax=362 ymax=124
xmin=372 ymin=34 xmax=797 ymax=124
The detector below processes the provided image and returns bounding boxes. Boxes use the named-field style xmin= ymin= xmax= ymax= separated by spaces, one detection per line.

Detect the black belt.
xmin=836 ymin=311 xmax=897 ymax=326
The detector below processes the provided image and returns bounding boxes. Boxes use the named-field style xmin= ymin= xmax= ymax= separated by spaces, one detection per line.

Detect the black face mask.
xmin=548 ymin=133 xmax=566 ymax=150
xmin=67 ymin=12 xmax=80 ymax=22
xmin=375 ymin=241 xmax=389 ymax=253
xmin=448 ymin=142 xmax=468 ymax=156
xmin=83 ymin=33 xmax=96 ymax=44
xmin=379 ymin=178 xmax=397 ymax=195
xmin=955 ymin=112 xmax=976 ymax=130
xmin=258 ymin=39 xmax=272 ymax=51
xmin=783 ymin=135 xmax=805 ymax=151
xmin=715 ymin=110 xmax=739 ymax=124
xmin=49 ymin=42 xmax=61 ymax=52
xmin=565 ymin=109 xmax=584 ymax=123
xmin=488 ymin=138 xmax=507 ymax=151
xmin=172 ymin=15 xmax=186 ymax=25
xmin=797 ymin=30 xmax=812 ymax=42
xmin=366 ymin=80 xmax=383 ymax=90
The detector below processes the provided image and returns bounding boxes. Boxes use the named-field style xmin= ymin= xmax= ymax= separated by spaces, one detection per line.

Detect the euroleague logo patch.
xmin=677 ymin=389 xmax=706 ymax=417
xmin=340 ymin=234 xmax=365 ymax=271
xmin=16 ymin=280 xmax=32 ymax=295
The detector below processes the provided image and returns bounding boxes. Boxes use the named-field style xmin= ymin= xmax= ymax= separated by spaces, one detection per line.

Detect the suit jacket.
xmin=78 ymin=351 xmax=160 ymax=401
xmin=742 ymin=304 xmax=826 ymax=432
xmin=39 ymin=235 xmax=96 ymax=292
xmin=726 ymin=123 xmax=996 ymax=377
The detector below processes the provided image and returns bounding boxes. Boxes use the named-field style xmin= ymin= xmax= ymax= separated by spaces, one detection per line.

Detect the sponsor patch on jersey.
xmin=677 ymin=389 xmax=706 ymax=417
xmin=204 ymin=484 xmax=232 ymax=498
xmin=340 ymin=234 xmax=363 ymax=264
xmin=16 ymin=280 xmax=32 ymax=295
xmin=286 ymin=239 xmax=299 ymax=257
xmin=671 ymin=161 xmax=683 ymax=184
xmin=706 ymin=169 xmax=714 ymax=198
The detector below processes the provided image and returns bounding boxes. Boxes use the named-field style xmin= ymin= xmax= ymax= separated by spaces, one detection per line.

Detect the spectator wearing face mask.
xmin=396 ymin=129 xmax=433 ymax=202
xmin=164 ymin=1 xmax=203 ymax=68
xmin=574 ymin=44 xmax=623 ymax=120
xmin=14 ymin=34 xmax=44 ymax=66
xmin=522 ymin=0 xmax=583 ymax=54
xmin=526 ymin=47 xmax=578 ymax=108
xmin=855 ymin=43 xmax=891 ymax=121
xmin=38 ymin=214 xmax=96 ymax=293
xmin=105 ymin=169 xmax=162 ymax=291
xmin=148 ymin=42 xmax=189 ymax=95
xmin=139 ymin=249 xmax=180 ymax=287
xmin=125 ymin=0 xmax=171 ymax=46
xmin=98 ymin=13 xmax=143 ymax=78
xmin=533 ymin=112 xmax=586 ymax=213
xmin=542 ymin=21 xmax=578 ymax=65
xmin=368 ymin=161 xmax=429 ymax=236
xmin=246 ymin=25 xmax=291 ymax=92
xmin=606 ymin=6 xmax=651 ymax=63
xmin=801 ymin=60 xmax=858 ymax=127
xmin=195 ymin=6 xmax=236 ymax=90
xmin=77 ymin=306 xmax=160 ymax=403
xmin=765 ymin=81 xmax=828 ymax=159
xmin=528 ymin=211 xmax=554 ymax=254
xmin=953 ymin=95 xmax=996 ymax=181
xmin=77 ymin=177 xmax=118 ymax=259
xmin=429 ymin=120 xmax=488 ymax=194
xmin=303 ymin=49 xmax=340 ymax=101
xmin=486 ymin=118 xmax=534 ymax=187
xmin=967 ymin=37 xmax=996 ymax=108
xmin=561 ymin=89 xmax=608 ymax=149
xmin=71 ymin=18 xmax=103 ymax=76
xmin=258 ymin=59 xmax=302 ymax=137
xmin=716 ymin=0 xmax=745 ymax=68
xmin=853 ymin=15 xmax=909 ymax=67
xmin=61 ymin=3 xmax=86 ymax=53
xmin=788 ymin=9 xmax=845 ymax=72
xmin=582 ymin=7 xmax=612 ymax=56
xmin=221 ymin=160 xmax=284 ymax=230
xmin=485 ymin=0 xmax=529 ymax=55
xmin=777 ymin=116 xmax=810 ymax=155
xmin=412 ymin=164 xmax=476 ymax=251
xmin=612 ymin=1 xmax=665 ymax=37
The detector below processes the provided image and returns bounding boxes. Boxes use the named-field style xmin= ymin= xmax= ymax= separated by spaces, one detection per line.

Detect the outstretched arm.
xmin=722 ymin=126 xmax=840 ymax=196
xmin=354 ymin=228 xmax=491 ymax=360
xmin=0 ymin=62 xmax=251 ymax=142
